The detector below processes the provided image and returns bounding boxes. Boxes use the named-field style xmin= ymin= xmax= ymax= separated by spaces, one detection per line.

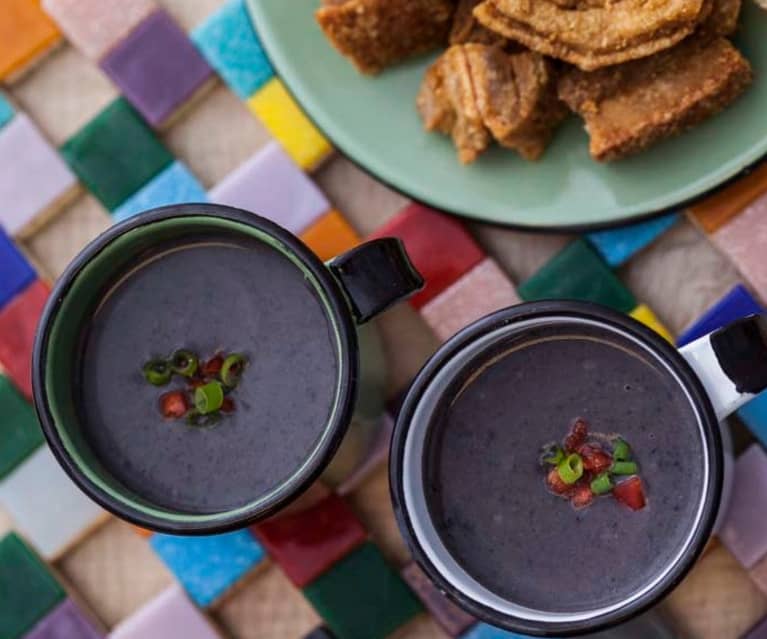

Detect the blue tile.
xmin=0 ymin=93 xmax=14 ymax=130
xmin=586 ymin=213 xmax=679 ymax=267
xmin=150 ymin=530 xmax=265 ymax=607
xmin=460 ymin=622 xmax=538 ymax=639
xmin=192 ymin=0 xmax=274 ymax=99
xmin=0 ymin=229 xmax=36 ymax=311
xmin=739 ymin=392 xmax=767 ymax=449
xmin=677 ymin=284 xmax=763 ymax=346
xmin=112 ymin=161 xmax=208 ymax=223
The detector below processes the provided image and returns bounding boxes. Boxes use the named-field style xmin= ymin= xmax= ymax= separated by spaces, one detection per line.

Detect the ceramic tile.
xmin=100 ymin=9 xmax=212 ymax=127
xmin=420 ymin=257 xmax=520 ymax=342
xmin=713 ymin=194 xmax=767 ymax=303
xmin=60 ymin=98 xmax=174 ymax=210
xmin=0 ymin=228 xmax=36 ymax=310
xmin=677 ymin=284 xmax=762 ymax=346
xmin=720 ymin=445 xmax=767 ymax=569
xmin=336 ymin=411 xmax=394 ymax=496
xmin=252 ymin=493 xmax=367 ymax=587
xmin=24 ymin=599 xmax=104 ymax=639
xmin=150 ymin=530 xmax=266 ymax=607
xmin=247 ymin=78 xmax=333 ymax=171
xmin=0 ymin=92 xmax=15 ymax=129
xmin=209 ymin=141 xmax=330 ymax=234
xmin=0 ymin=374 xmax=43 ymax=480
xmin=191 ymin=0 xmax=273 ymax=99
xmin=0 ymin=279 xmax=49 ymax=399
xmin=750 ymin=553 xmax=767 ymax=598
xmin=0 ymin=0 xmax=60 ymax=81
xmin=41 ymin=0 xmax=155 ymax=61
xmin=303 ymin=627 xmax=337 ymax=639
xmin=0 ymin=446 xmax=106 ymax=559
xmin=108 ymin=585 xmax=221 ymax=639
xmin=112 ymin=161 xmax=207 ymax=222
xmin=587 ymin=213 xmax=679 ymax=267
xmin=518 ymin=239 xmax=637 ymax=313
xmin=745 ymin=615 xmax=767 ymax=639
xmin=0 ymin=113 xmax=78 ymax=236
xmin=370 ymin=203 xmax=486 ymax=309
xmin=401 ymin=562 xmax=475 ymax=636
xmin=300 ymin=209 xmax=360 ymax=261
xmin=460 ymin=622 xmax=530 ymax=638
xmin=628 ymin=304 xmax=673 ymax=342
xmin=688 ymin=162 xmax=767 ymax=234
xmin=0 ymin=532 xmax=65 ymax=639
xmin=739 ymin=392 xmax=767 ymax=451
xmin=302 ymin=542 xmax=422 ymax=639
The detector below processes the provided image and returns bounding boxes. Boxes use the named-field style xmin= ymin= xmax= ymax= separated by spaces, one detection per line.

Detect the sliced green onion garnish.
xmin=612 ymin=439 xmax=631 ymax=461
xmin=220 ymin=353 xmax=247 ymax=387
xmin=543 ymin=446 xmax=565 ymax=465
xmin=557 ymin=453 xmax=583 ymax=485
xmin=171 ymin=349 xmax=198 ymax=377
xmin=590 ymin=472 xmax=613 ymax=495
xmin=611 ymin=460 xmax=638 ymax=475
xmin=194 ymin=381 xmax=224 ymax=415
xmin=143 ymin=359 xmax=172 ymax=386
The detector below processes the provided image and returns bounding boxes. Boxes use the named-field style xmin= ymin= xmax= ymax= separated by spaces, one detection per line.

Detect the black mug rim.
xmin=389 ymin=300 xmax=723 ymax=637
xmin=33 ymin=203 xmax=361 ymax=535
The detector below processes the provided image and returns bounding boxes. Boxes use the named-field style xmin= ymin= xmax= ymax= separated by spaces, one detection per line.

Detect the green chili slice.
xmin=557 ymin=454 xmax=583 ymax=485
xmin=171 ymin=349 xmax=198 ymax=377
xmin=611 ymin=461 xmax=638 ymax=475
xmin=194 ymin=381 xmax=224 ymax=415
xmin=590 ymin=472 xmax=613 ymax=495
xmin=220 ymin=354 xmax=247 ymax=388
xmin=143 ymin=359 xmax=172 ymax=386
xmin=612 ymin=439 xmax=631 ymax=462
xmin=542 ymin=446 xmax=565 ymax=466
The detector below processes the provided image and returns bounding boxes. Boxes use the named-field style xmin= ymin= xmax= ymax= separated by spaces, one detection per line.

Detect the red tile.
xmin=251 ymin=493 xmax=367 ymax=587
xmin=370 ymin=204 xmax=485 ymax=309
xmin=0 ymin=280 xmax=49 ymax=399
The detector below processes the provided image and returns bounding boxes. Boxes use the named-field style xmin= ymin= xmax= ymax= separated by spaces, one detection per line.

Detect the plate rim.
xmin=247 ymin=1 xmax=767 ymax=232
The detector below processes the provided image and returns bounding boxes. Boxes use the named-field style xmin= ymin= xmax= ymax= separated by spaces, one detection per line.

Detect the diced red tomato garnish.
xmin=160 ymin=391 xmax=188 ymax=419
xmin=565 ymin=419 xmax=588 ymax=451
xmin=547 ymin=468 xmax=574 ymax=496
xmin=221 ymin=397 xmax=235 ymax=413
xmin=201 ymin=354 xmax=223 ymax=377
xmin=613 ymin=476 xmax=646 ymax=511
xmin=578 ymin=444 xmax=613 ymax=474
xmin=571 ymin=483 xmax=593 ymax=509
xmin=189 ymin=378 xmax=206 ymax=388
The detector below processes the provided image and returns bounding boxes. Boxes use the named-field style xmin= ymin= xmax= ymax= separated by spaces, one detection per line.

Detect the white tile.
xmin=0 ymin=446 xmax=106 ymax=559
xmin=209 ymin=141 xmax=329 ymax=234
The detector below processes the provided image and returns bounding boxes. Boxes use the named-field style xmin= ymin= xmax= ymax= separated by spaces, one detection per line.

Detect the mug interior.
xmin=393 ymin=304 xmax=722 ymax=635
xmin=36 ymin=209 xmax=356 ymax=532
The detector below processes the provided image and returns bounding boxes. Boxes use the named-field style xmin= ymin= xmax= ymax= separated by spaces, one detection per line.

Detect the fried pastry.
xmin=316 ymin=0 xmax=455 ymax=75
xmin=558 ymin=36 xmax=752 ymax=161
xmin=450 ymin=0 xmax=508 ymax=45
xmin=699 ymin=0 xmax=741 ymax=36
xmin=418 ymin=44 xmax=566 ymax=163
xmin=473 ymin=0 xmax=713 ymax=70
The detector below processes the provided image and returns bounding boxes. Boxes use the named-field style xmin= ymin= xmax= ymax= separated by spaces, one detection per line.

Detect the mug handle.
xmin=680 ymin=314 xmax=767 ymax=420
xmin=328 ymin=238 xmax=424 ymax=323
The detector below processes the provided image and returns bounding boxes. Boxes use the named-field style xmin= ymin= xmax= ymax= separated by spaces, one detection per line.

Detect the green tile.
xmin=302 ymin=542 xmax=423 ymax=639
xmin=60 ymin=98 xmax=174 ymax=210
xmin=0 ymin=532 xmax=65 ymax=638
xmin=0 ymin=375 xmax=43 ymax=480
xmin=518 ymin=239 xmax=637 ymax=313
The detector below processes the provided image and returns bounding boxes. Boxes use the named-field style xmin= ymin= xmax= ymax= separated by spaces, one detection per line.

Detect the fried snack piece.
xmin=451 ymin=0 xmax=507 ymax=45
xmin=699 ymin=0 xmax=741 ymax=36
xmin=316 ymin=0 xmax=455 ymax=75
xmin=473 ymin=0 xmax=713 ymax=70
xmin=558 ymin=36 xmax=752 ymax=161
xmin=417 ymin=44 xmax=566 ymax=163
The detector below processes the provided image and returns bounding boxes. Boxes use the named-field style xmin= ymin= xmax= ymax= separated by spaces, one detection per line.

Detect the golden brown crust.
xmin=558 ymin=36 xmax=752 ymax=161
xmin=316 ymin=0 xmax=455 ymax=75
xmin=450 ymin=0 xmax=508 ymax=45
xmin=699 ymin=0 xmax=741 ymax=36
xmin=473 ymin=0 xmax=713 ymax=70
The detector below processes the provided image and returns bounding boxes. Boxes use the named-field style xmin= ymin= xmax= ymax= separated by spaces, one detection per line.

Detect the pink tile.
xmin=25 ymin=599 xmax=104 ymax=639
xmin=750 ymin=553 xmax=767 ymax=596
xmin=746 ymin=616 xmax=767 ymax=639
xmin=713 ymin=195 xmax=767 ymax=303
xmin=720 ymin=445 xmax=767 ymax=568
xmin=107 ymin=585 xmax=220 ymax=639
xmin=42 ymin=0 xmax=156 ymax=61
xmin=420 ymin=257 xmax=520 ymax=342
xmin=208 ymin=142 xmax=329 ymax=235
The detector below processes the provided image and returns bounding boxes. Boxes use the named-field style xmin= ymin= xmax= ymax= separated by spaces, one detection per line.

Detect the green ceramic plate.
xmin=248 ymin=0 xmax=767 ymax=230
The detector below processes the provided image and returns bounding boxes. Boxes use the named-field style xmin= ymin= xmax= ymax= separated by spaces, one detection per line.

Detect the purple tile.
xmin=401 ymin=563 xmax=475 ymax=636
xmin=100 ymin=10 xmax=212 ymax=127
xmin=720 ymin=445 xmax=767 ymax=568
xmin=25 ymin=599 xmax=104 ymax=639
xmin=745 ymin=616 xmax=767 ymax=639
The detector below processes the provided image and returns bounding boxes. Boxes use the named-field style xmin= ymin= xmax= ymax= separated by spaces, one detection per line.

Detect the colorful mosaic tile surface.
xmin=1 ymin=2 xmax=767 ymax=639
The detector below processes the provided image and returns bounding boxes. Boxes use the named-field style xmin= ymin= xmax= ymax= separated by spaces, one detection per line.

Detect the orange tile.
xmin=688 ymin=162 xmax=767 ymax=233
xmin=0 ymin=0 xmax=60 ymax=80
xmin=300 ymin=209 xmax=360 ymax=261
xmin=132 ymin=525 xmax=154 ymax=538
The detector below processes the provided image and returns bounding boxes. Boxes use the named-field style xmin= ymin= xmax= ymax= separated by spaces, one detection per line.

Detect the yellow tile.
xmin=0 ymin=0 xmax=60 ymax=80
xmin=300 ymin=209 xmax=360 ymax=261
xmin=247 ymin=78 xmax=332 ymax=171
xmin=630 ymin=304 xmax=673 ymax=343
